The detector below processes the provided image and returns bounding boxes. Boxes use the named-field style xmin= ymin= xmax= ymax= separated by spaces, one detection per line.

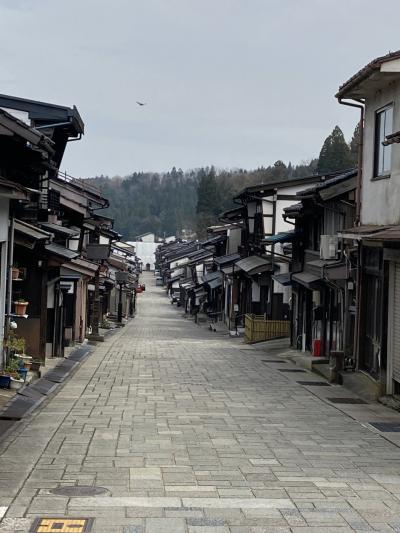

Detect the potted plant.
xmin=0 ymin=374 xmax=11 ymax=389
xmin=7 ymin=335 xmax=26 ymax=355
xmin=11 ymin=265 xmax=20 ymax=280
xmin=14 ymin=299 xmax=29 ymax=316
xmin=1 ymin=359 xmax=22 ymax=389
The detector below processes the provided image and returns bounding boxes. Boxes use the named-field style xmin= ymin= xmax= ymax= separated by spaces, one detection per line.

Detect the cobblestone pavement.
xmin=2 ymin=274 xmax=400 ymax=532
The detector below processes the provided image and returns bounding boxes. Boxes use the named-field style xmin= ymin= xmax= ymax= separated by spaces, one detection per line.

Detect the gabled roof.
xmin=336 ymin=50 xmax=400 ymax=99
xmin=0 ymin=93 xmax=84 ymax=167
xmin=0 ymin=108 xmax=54 ymax=152
xmin=219 ymin=206 xmax=245 ymax=223
xmin=297 ymin=169 xmax=357 ymax=199
xmin=0 ymin=93 xmax=84 ymax=135
xmin=234 ymin=174 xmax=323 ymax=201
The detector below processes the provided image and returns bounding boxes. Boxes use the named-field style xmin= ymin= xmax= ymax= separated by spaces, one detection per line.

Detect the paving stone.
xmin=2 ymin=274 xmax=400 ymax=532
xmin=146 ymin=517 xmax=186 ymax=532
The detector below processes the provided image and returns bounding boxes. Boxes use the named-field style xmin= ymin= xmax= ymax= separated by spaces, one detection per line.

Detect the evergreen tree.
xmin=318 ymin=126 xmax=352 ymax=174
xmin=349 ymin=122 xmax=361 ymax=166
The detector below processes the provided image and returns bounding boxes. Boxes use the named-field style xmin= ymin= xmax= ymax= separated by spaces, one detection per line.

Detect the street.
xmin=2 ymin=272 xmax=400 ymax=532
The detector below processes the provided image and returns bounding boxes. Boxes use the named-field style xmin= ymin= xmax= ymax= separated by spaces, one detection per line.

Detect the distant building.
xmin=128 ymin=239 xmax=158 ymax=270
xmin=136 ymin=232 xmax=155 ymax=243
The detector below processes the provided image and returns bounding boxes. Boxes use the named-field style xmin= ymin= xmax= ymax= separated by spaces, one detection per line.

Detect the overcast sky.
xmin=1 ymin=0 xmax=399 ymax=178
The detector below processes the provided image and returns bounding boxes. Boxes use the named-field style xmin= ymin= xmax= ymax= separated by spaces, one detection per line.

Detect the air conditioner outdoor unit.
xmin=320 ymin=235 xmax=338 ymax=260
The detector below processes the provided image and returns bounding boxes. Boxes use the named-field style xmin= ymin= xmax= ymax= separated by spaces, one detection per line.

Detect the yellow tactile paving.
xmin=35 ymin=518 xmax=89 ymax=533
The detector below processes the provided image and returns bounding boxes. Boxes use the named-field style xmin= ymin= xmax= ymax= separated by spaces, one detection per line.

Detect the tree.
xmin=349 ymin=122 xmax=361 ymax=166
xmin=195 ymin=167 xmax=221 ymax=236
xmin=318 ymin=126 xmax=353 ymax=174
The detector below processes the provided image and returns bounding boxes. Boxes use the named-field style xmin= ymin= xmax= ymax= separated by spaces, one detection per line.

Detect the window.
xmin=374 ymin=104 xmax=393 ymax=177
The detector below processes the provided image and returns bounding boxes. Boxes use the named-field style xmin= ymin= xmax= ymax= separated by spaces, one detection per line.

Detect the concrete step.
xmin=290 ymin=354 xmax=329 ymax=371
xmin=338 ymin=370 xmax=383 ymax=401
xmin=313 ymin=363 xmax=331 ymax=381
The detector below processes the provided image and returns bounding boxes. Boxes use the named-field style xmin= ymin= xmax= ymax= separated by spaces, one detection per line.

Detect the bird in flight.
xmin=136 ymin=101 xmax=147 ymax=106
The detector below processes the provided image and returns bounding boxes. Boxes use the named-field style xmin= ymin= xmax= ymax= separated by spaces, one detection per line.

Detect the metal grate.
xmin=369 ymin=422 xmax=400 ymax=432
xmin=297 ymin=381 xmax=331 ymax=386
xmin=278 ymin=368 xmax=306 ymax=373
xmin=327 ymin=397 xmax=368 ymax=404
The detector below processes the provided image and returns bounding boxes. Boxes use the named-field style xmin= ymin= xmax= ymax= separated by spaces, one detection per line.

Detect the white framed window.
xmin=374 ymin=104 xmax=393 ymax=177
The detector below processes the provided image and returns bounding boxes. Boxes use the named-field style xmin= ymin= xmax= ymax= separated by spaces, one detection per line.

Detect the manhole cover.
xmin=369 ymin=422 xmax=400 ymax=432
xmin=296 ymin=381 xmax=331 ymax=386
xmin=30 ymin=517 xmax=94 ymax=532
xmin=278 ymin=368 xmax=306 ymax=373
xmin=50 ymin=486 xmax=108 ymax=497
xmin=327 ymin=397 xmax=367 ymax=404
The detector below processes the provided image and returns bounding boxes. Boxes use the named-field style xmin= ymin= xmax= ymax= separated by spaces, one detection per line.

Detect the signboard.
xmin=86 ymin=244 xmax=110 ymax=260
xmin=115 ymin=271 xmax=129 ymax=283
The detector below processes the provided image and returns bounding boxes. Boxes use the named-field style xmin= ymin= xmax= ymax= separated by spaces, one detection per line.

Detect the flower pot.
xmin=11 ymin=267 xmax=20 ymax=280
xmin=31 ymin=361 xmax=41 ymax=372
xmin=14 ymin=302 xmax=28 ymax=316
xmin=0 ymin=375 xmax=11 ymax=389
xmin=10 ymin=376 xmax=24 ymax=390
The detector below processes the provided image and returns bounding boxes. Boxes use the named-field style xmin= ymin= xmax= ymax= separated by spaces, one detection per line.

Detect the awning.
xmin=44 ymin=243 xmax=79 ymax=260
xmin=107 ymin=254 xmax=127 ymax=270
xmin=235 ymin=255 xmax=272 ymax=275
xmin=263 ymin=231 xmax=297 ymax=245
xmin=207 ymin=277 xmax=222 ymax=290
xmin=363 ymin=225 xmax=400 ymax=242
xmin=14 ymin=219 xmax=52 ymax=249
xmin=60 ymin=267 xmax=81 ymax=281
xmin=272 ymin=273 xmax=292 ymax=286
xmin=202 ymin=271 xmax=222 ymax=290
xmin=0 ymin=178 xmax=31 ymax=201
xmin=180 ymin=280 xmax=196 ymax=290
xmin=68 ymin=257 xmax=98 ymax=277
xmin=292 ymin=272 xmax=321 ymax=289
xmin=202 ymin=271 xmax=221 ymax=283
xmin=187 ymin=250 xmax=214 ymax=265
xmin=170 ymin=269 xmax=183 ymax=281
xmin=40 ymin=222 xmax=80 ymax=238
xmin=214 ymin=253 xmax=240 ymax=266
xmin=201 ymin=234 xmax=227 ymax=247
xmin=339 ymin=225 xmax=390 ymax=241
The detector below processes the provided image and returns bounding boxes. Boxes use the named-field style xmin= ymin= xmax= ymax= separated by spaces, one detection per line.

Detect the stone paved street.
xmin=2 ymin=273 xmax=400 ymax=532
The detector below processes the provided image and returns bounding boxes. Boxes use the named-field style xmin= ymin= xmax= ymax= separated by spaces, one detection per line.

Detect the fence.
xmin=244 ymin=314 xmax=290 ymax=343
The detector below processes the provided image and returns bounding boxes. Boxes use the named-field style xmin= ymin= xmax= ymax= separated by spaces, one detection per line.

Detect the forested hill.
xmin=85 ymin=124 xmax=360 ymax=240
xmin=85 ymin=161 xmax=317 ymax=240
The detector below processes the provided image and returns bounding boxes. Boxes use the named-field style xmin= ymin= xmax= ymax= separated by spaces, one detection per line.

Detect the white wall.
xmin=361 ymin=79 xmax=400 ymax=225
xmin=129 ymin=241 xmax=158 ymax=270
xmin=140 ymin=233 xmax=155 ymax=243
xmin=227 ymin=227 xmax=241 ymax=254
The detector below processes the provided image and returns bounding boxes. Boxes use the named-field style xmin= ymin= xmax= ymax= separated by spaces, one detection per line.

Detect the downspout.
xmin=4 ymin=215 xmax=15 ymax=367
xmin=337 ymin=98 xmax=364 ymax=371
xmin=337 ymin=98 xmax=364 ymax=225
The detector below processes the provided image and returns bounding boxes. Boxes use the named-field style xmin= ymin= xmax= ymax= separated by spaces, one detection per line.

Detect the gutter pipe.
xmin=337 ymin=98 xmax=364 ymax=225
xmin=337 ymin=97 xmax=365 ymax=374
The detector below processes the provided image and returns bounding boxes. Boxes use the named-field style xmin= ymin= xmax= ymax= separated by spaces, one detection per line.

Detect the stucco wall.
xmin=362 ymin=79 xmax=400 ymax=225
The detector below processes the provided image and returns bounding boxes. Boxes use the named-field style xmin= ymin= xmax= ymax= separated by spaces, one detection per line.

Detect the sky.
xmin=1 ymin=0 xmax=400 ymax=178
